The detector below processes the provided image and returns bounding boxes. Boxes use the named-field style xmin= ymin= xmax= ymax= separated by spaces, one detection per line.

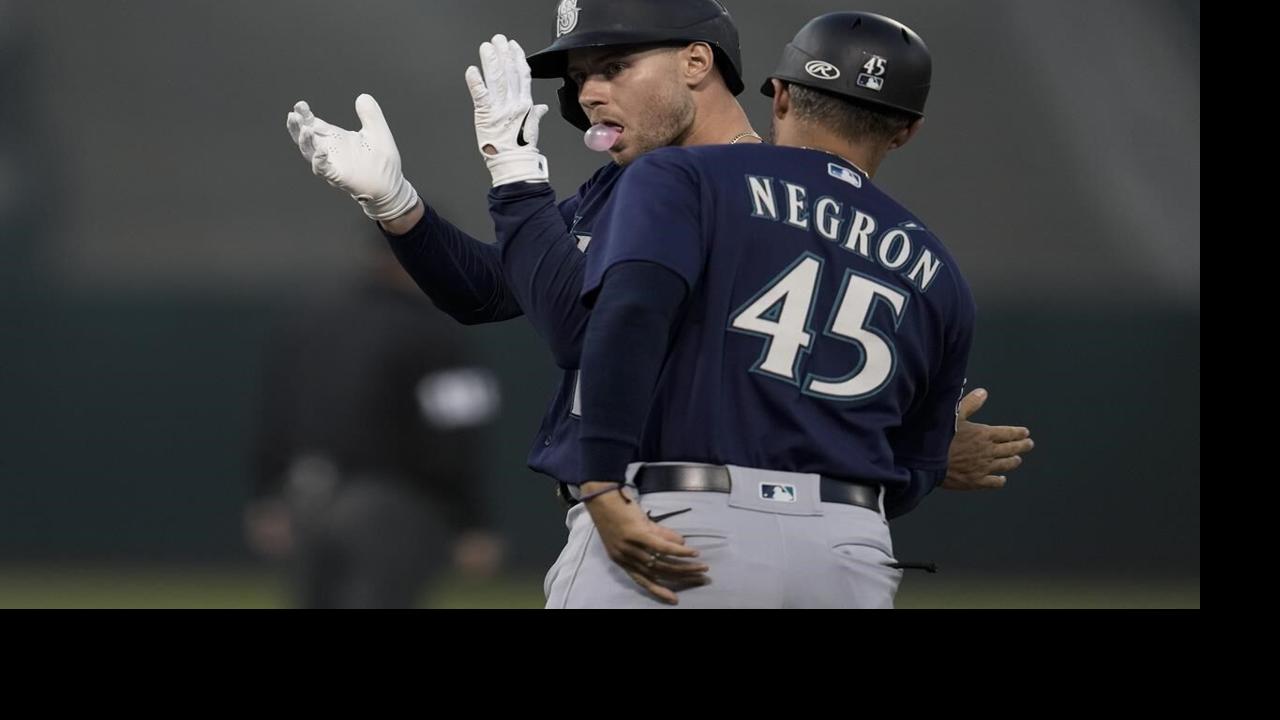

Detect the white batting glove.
xmin=285 ymin=94 xmax=420 ymax=222
xmin=465 ymin=34 xmax=551 ymax=187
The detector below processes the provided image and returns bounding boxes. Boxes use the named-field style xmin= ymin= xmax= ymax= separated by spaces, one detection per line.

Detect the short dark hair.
xmin=787 ymin=82 xmax=915 ymax=144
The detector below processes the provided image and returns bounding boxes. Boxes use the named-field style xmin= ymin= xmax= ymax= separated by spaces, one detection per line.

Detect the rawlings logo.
xmin=805 ymin=60 xmax=841 ymax=80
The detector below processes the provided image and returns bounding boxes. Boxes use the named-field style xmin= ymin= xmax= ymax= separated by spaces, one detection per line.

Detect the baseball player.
xmin=287 ymin=1 xmax=759 ymax=496
xmin=568 ymin=11 xmax=974 ymax=608
xmin=283 ymin=0 xmax=1033 ymax=604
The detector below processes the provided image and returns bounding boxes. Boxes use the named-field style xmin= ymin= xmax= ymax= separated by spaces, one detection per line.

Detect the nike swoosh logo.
xmin=517 ymin=110 xmax=531 ymax=146
xmin=647 ymin=508 xmax=692 ymax=523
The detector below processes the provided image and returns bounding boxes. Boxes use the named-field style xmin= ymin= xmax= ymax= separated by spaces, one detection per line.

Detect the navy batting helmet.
xmin=527 ymin=0 xmax=745 ymax=131
xmin=762 ymin=12 xmax=932 ymax=118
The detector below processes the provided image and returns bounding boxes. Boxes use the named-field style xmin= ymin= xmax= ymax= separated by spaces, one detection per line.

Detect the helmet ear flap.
xmin=558 ymin=81 xmax=591 ymax=132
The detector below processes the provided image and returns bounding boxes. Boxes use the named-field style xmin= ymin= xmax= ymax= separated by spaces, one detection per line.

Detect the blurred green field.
xmin=0 ymin=566 xmax=1198 ymax=609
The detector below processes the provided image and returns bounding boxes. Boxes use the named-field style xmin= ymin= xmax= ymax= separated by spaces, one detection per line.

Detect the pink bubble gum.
xmin=584 ymin=124 xmax=621 ymax=152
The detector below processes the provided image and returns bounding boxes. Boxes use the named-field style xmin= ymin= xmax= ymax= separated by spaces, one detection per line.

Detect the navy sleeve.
xmin=579 ymin=262 xmax=689 ymax=484
xmin=884 ymin=468 xmax=947 ymax=520
xmin=582 ymin=151 xmax=707 ymax=307
xmin=382 ymin=204 xmax=523 ymax=325
xmin=885 ymin=271 xmax=977 ymax=517
xmin=489 ymin=180 xmax=591 ymax=369
xmin=894 ymin=275 xmax=977 ymax=470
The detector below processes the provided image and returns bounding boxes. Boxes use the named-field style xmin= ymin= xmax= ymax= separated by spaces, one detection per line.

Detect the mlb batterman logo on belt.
xmin=760 ymin=483 xmax=798 ymax=503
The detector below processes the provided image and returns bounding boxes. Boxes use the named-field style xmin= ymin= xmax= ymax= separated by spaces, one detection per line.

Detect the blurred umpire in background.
xmin=244 ymin=232 xmax=505 ymax=609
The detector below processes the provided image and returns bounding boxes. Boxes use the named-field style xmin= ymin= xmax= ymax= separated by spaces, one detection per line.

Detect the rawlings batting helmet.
xmin=527 ymin=0 xmax=745 ymax=131
xmin=761 ymin=12 xmax=932 ymax=118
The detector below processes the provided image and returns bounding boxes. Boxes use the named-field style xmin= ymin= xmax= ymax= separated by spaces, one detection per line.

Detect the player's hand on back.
xmin=580 ymin=482 xmax=709 ymax=605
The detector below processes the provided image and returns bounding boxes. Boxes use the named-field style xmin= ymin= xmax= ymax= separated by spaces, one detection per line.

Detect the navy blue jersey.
xmin=389 ymin=160 xmax=627 ymax=485
xmin=492 ymin=161 xmax=626 ymax=484
xmin=582 ymin=145 xmax=976 ymax=489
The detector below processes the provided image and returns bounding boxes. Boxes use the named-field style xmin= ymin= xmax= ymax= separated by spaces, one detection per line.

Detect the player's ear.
xmin=771 ymin=79 xmax=790 ymax=120
xmin=682 ymin=42 xmax=716 ymax=88
xmin=889 ymin=117 xmax=924 ymax=151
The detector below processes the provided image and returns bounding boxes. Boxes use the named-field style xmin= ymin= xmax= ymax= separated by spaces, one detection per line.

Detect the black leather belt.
xmin=634 ymin=464 xmax=880 ymax=512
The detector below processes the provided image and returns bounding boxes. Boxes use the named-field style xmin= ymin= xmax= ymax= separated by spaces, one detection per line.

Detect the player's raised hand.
xmin=466 ymin=34 xmax=551 ymax=187
xmin=285 ymin=94 xmax=420 ymax=221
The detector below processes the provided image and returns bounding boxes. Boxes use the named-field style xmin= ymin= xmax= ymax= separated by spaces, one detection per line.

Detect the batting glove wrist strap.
xmin=356 ymin=175 xmax=420 ymax=222
xmin=484 ymin=150 xmax=549 ymax=187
